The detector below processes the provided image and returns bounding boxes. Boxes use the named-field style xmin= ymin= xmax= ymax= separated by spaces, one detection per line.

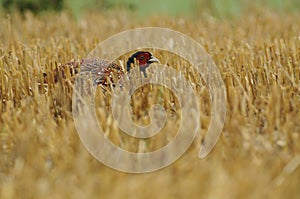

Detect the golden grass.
xmin=0 ymin=10 xmax=300 ymax=199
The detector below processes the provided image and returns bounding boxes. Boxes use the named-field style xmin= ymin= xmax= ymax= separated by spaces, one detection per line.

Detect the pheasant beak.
xmin=148 ymin=56 xmax=160 ymax=64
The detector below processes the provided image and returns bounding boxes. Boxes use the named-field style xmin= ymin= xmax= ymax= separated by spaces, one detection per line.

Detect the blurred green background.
xmin=1 ymin=0 xmax=300 ymax=18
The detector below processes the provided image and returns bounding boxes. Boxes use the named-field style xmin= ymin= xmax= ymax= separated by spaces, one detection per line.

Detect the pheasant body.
xmin=80 ymin=58 xmax=124 ymax=86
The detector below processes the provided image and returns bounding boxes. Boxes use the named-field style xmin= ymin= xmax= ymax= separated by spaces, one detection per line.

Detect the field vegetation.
xmin=0 ymin=1 xmax=300 ymax=198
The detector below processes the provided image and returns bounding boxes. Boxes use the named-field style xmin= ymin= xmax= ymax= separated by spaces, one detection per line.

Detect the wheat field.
xmin=0 ymin=9 xmax=300 ymax=199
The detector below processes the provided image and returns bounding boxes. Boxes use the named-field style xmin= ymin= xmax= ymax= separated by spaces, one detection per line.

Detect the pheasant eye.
xmin=139 ymin=56 xmax=145 ymax=60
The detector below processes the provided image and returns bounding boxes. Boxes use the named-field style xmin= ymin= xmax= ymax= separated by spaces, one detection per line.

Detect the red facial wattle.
xmin=136 ymin=52 xmax=151 ymax=68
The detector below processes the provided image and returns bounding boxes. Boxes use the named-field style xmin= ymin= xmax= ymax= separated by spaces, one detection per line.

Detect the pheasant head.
xmin=126 ymin=51 xmax=160 ymax=75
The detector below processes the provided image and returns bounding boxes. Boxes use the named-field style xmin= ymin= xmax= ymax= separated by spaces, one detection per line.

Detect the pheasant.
xmin=43 ymin=51 xmax=160 ymax=86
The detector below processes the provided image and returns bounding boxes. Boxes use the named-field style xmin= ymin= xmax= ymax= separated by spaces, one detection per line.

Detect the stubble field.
xmin=0 ymin=9 xmax=300 ymax=199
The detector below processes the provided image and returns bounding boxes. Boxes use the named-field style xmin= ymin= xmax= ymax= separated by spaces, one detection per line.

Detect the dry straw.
xmin=0 ymin=10 xmax=299 ymax=199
